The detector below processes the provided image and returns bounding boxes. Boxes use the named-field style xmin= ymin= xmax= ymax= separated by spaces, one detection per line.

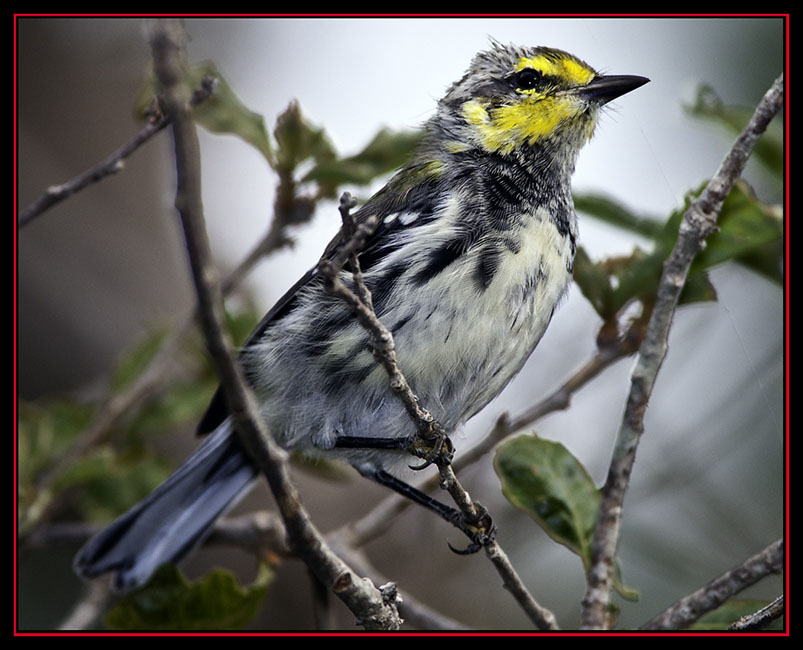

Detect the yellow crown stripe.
xmin=515 ymin=55 xmax=595 ymax=87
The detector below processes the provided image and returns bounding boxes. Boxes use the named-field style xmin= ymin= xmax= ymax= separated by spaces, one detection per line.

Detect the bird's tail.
xmin=73 ymin=420 xmax=257 ymax=592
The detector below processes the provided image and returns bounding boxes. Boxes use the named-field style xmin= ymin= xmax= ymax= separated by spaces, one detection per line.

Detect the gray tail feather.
xmin=73 ymin=420 xmax=257 ymax=592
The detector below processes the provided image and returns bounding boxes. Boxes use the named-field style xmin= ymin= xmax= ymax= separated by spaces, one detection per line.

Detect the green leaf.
xmin=574 ymin=178 xmax=782 ymax=323
xmin=693 ymin=180 xmax=783 ymax=283
xmin=494 ymin=434 xmax=638 ymax=600
xmin=134 ymin=61 xmax=273 ymax=165
xmin=572 ymin=247 xmax=614 ymax=320
xmin=105 ymin=563 xmax=273 ymax=631
xmin=573 ymin=246 xmax=664 ymax=322
xmin=604 ymin=248 xmax=663 ymax=314
xmin=56 ymin=445 xmax=171 ymax=523
xmin=18 ymin=399 xmax=95 ymax=483
xmin=303 ymin=127 xmax=424 ymax=189
xmin=18 ymin=399 xmax=96 ymax=531
xmin=574 ymin=193 xmax=664 ymax=240
xmin=494 ymin=434 xmax=600 ymax=568
xmin=190 ymin=62 xmax=273 ymax=165
xmin=678 ymin=270 xmax=718 ymax=305
xmin=577 ymin=180 xmax=783 ymax=285
xmin=273 ymin=101 xmax=336 ymax=173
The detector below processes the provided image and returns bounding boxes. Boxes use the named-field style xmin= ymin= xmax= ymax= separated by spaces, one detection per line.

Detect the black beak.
xmin=579 ymin=74 xmax=649 ymax=105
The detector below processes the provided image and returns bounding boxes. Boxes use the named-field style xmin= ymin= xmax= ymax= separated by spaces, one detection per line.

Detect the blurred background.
xmin=16 ymin=16 xmax=785 ymax=631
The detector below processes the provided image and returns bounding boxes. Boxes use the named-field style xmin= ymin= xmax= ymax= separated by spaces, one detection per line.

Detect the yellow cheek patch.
xmin=515 ymin=55 xmax=596 ymax=87
xmin=462 ymin=97 xmax=594 ymax=154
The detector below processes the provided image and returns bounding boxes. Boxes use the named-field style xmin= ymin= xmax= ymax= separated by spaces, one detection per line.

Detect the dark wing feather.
xmin=196 ymin=264 xmax=319 ymax=435
xmin=196 ymin=162 xmax=443 ymax=435
xmin=196 ymin=196 xmax=396 ymax=435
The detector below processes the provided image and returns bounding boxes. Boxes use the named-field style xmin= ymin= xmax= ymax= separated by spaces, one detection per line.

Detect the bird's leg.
xmin=354 ymin=465 xmax=495 ymax=554
xmin=334 ymin=435 xmax=495 ymax=553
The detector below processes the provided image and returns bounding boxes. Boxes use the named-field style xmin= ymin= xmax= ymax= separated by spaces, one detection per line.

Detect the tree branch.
xmin=581 ymin=74 xmax=785 ymax=630
xmin=37 ymin=515 xmax=468 ymax=631
xmin=18 ymin=76 xmax=216 ymax=228
xmin=641 ymin=539 xmax=783 ymax=630
xmin=344 ymin=330 xmax=639 ymax=549
xmin=30 ymin=91 xmax=307 ymax=526
xmin=148 ymin=18 xmax=401 ymax=631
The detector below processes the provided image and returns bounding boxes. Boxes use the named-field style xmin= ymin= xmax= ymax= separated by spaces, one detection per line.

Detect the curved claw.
xmin=447 ymin=504 xmax=497 ymax=554
xmin=408 ymin=455 xmax=436 ymax=471
xmin=447 ymin=539 xmax=484 ymax=555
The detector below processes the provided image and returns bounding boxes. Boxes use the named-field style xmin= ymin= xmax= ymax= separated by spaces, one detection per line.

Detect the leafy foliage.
xmin=573 ymin=179 xmax=782 ymax=328
xmin=272 ymin=100 xmax=336 ymax=174
xmin=303 ymin=127 xmax=424 ymax=195
xmin=135 ymin=61 xmax=273 ymax=164
xmin=105 ymin=563 xmax=273 ymax=631
xmin=17 ymin=305 xmax=260 ymax=532
xmin=134 ymin=60 xmax=424 ymax=200
xmin=572 ymin=84 xmax=782 ymax=332
xmin=494 ymin=434 xmax=637 ymax=601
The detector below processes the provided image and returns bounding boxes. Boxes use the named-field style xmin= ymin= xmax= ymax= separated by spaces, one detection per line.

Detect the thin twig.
xmin=37 ymin=515 xmax=468 ymax=631
xmin=319 ymin=192 xmax=558 ymax=630
xmin=641 ymin=539 xmax=783 ymax=630
xmin=728 ymin=594 xmax=784 ymax=632
xmin=581 ymin=74 xmax=785 ymax=630
xmin=325 ymin=528 xmax=473 ymax=631
xmin=149 ymin=18 xmax=401 ymax=631
xmin=345 ymin=332 xmax=639 ymax=548
xmin=18 ymin=77 xmax=217 ymax=228
xmin=507 ymin=332 xmax=641 ymax=432
xmin=319 ymin=195 xmax=435 ymax=439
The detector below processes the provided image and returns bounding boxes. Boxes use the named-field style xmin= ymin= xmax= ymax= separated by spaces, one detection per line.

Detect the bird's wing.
xmin=196 ymin=162 xmax=444 ymax=435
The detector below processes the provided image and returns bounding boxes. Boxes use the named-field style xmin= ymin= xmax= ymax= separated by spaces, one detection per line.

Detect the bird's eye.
xmin=515 ymin=68 xmax=543 ymax=91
